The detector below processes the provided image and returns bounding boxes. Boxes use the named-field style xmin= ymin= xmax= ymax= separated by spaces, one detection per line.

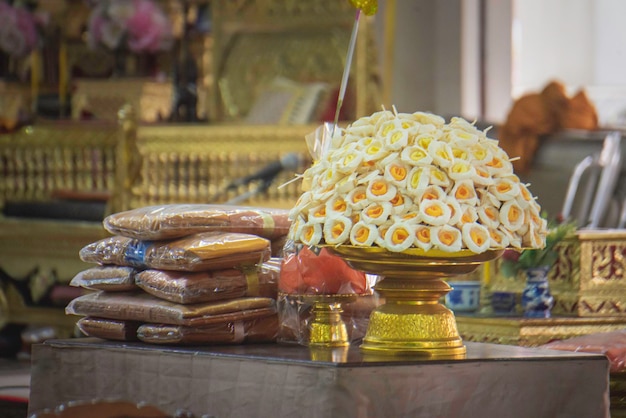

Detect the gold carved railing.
xmin=0 ymin=119 xmax=122 ymax=208
xmin=128 ymin=123 xmax=312 ymax=210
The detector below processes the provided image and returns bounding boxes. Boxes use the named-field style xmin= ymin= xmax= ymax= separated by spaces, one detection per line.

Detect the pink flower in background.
xmin=87 ymin=0 xmax=173 ymax=53
xmin=0 ymin=1 xmax=40 ymax=58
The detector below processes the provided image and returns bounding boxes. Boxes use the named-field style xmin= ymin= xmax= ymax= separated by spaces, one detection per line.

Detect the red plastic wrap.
xmin=279 ymin=244 xmax=367 ymax=295
xmin=103 ymin=204 xmax=291 ymax=240
xmin=541 ymin=330 xmax=626 ymax=372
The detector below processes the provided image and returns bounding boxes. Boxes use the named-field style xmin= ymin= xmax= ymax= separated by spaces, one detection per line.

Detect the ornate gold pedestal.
xmin=303 ymin=295 xmax=358 ymax=347
xmin=327 ymin=246 xmax=501 ymax=358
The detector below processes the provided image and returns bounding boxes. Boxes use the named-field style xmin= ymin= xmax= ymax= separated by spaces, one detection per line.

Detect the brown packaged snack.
xmin=70 ymin=266 xmax=139 ymax=291
xmin=66 ymin=291 xmax=277 ymax=326
xmin=135 ymin=258 xmax=281 ymax=304
xmin=79 ymin=232 xmax=271 ymax=272
xmin=137 ymin=314 xmax=279 ymax=345
xmin=103 ymin=204 xmax=292 ymax=240
xmin=77 ymin=317 xmax=141 ymax=341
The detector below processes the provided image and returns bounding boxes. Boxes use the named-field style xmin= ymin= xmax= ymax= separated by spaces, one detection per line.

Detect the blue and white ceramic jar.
xmin=521 ymin=266 xmax=554 ymax=318
xmin=445 ymin=281 xmax=481 ymax=312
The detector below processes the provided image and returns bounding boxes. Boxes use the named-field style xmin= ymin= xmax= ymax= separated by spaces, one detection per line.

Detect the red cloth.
xmin=541 ymin=330 xmax=626 ymax=373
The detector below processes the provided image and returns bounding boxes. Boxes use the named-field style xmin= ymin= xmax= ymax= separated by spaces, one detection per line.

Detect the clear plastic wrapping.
xmin=541 ymin=330 xmax=626 ymax=372
xmin=77 ymin=317 xmax=141 ymax=341
xmin=137 ymin=315 xmax=279 ymax=345
xmin=277 ymin=293 xmax=381 ymax=346
xmin=79 ymin=232 xmax=271 ymax=272
xmin=276 ymin=240 xmax=379 ymax=346
xmin=70 ymin=266 xmax=139 ymax=292
xmin=66 ymin=291 xmax=276 ymax=326
xmin=103 ymin=204 xmax=292 ymax=240
xmin=135 ymin=258 xmax=281 ymax=304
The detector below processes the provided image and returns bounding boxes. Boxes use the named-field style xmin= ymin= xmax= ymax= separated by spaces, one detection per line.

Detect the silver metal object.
xmin=560 ymin=131 xmax=623 ymax=229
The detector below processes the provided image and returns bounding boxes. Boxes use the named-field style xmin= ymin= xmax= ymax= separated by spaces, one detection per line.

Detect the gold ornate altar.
xmin=456 ymin=229 xmax=626 ymax=347
xmin=488 ymin=229 xmax=626 ymax=317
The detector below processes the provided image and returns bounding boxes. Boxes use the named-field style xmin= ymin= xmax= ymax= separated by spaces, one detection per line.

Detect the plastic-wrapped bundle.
xmin=77 ymin=317 xmax=141 ymax=341
xmin=137 ymin=315 xmax=278 ymax=345
xmin=70 ymin=266 xmax=140 ymax=292
xmin=66 ymin=292 xmax=276 ymax=327
xmin=135 ymin=258 xmax=281 ymax=304
xmin=79 ymin=232 xmax=271 ymax=272
xmin=103 ymin=204 xmax=292 ymax=240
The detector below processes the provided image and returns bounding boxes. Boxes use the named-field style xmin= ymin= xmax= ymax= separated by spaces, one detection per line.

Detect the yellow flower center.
xmin=425 ymin=204 xmax=443 ymax=217
xmin=508 ymin=206 xmax=521 ymax=222
xmin=371 ymin=181 xmax=388 ymax=196
xmin=333 ymin=199 xmax=347 ymax=212
xmin=470 ymin=229 xmax=486 ymax=245
xmin=355 ymin=227 xmax=369 ymax=243
xmin=439 ymin=230 xmax=456 ymax=246
xmin=331 ymin=223 xmax=345 ymax=238
xmin=416 ymin=228 xmax=430 ymax=243
xmin=367 ymin=205 xmax=384 ymax=218
xmin=392 ymin=228 xmax=410 ymax=244
xmin=455 ymin=185 xmax=472 ymax=200
xmin=391 ymin=165 xmax=407 ymax=181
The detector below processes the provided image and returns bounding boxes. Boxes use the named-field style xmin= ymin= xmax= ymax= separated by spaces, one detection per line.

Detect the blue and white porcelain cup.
xmin=445 ymin=281 xmax=481 ymax=312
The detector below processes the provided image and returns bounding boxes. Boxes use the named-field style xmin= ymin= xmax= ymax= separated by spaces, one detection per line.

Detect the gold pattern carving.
xmin=457 ymin=315 xmax=626 ymax=347
xmin=490 ymin=231 xmax=626 ymax=317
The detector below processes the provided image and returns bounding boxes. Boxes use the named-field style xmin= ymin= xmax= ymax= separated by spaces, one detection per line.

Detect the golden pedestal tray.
xmin=303 ymin=294 xmax=358 ymax=348
xmin=327 ymin=246 xmax=502 ymax=358
xmin=281 ymin=292 xmax=359 ymax=348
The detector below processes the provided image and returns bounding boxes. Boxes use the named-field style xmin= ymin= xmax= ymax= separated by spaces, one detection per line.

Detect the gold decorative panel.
xmin=550 ymin=230 xmax=626 ymax=316
xmin=217 ymin=0 xmax=355 ymax=18
xmin=211 ymin=0 xmax=380 ymax=122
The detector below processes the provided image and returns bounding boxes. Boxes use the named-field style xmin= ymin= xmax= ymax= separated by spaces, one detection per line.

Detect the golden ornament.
xmin=348 ymin=0 xmax=378 ymax=15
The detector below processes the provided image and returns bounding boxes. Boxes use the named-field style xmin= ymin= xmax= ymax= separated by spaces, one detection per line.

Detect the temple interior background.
xmin=2 ymin=0 xmax=626 ymax=416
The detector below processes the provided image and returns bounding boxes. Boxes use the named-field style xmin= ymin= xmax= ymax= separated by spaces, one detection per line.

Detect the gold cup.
xmin=327 ymin=246 xmax=502 ymax=358
xmin=303 ymin=294 xmax=358 ymax=347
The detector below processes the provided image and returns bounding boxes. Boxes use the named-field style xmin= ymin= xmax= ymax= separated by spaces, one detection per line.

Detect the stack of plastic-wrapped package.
xmin=66 ymin=204 xmax=290 ymax=345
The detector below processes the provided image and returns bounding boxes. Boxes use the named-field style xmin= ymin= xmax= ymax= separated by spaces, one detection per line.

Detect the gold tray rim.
xmin=321 ymin=245 xmax=503 ymax=262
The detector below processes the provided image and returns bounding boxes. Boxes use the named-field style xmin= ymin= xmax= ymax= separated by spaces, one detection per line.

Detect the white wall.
xmin=511 ymin=0 xmax=626 ymax=125
xmin=377 ymin=0 xmax=463 ymax=117
xmin=378 ymin=0 xmax=626 ymax=125
xmin=512 ymin=0 xmax=594 ymax=97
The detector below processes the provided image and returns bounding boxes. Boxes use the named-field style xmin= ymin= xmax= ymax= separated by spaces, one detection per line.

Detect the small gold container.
xmin=303 ymin=294 xmax=358 ymax=347
xmin=327 ymin=246 xmax=502 ymax=358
